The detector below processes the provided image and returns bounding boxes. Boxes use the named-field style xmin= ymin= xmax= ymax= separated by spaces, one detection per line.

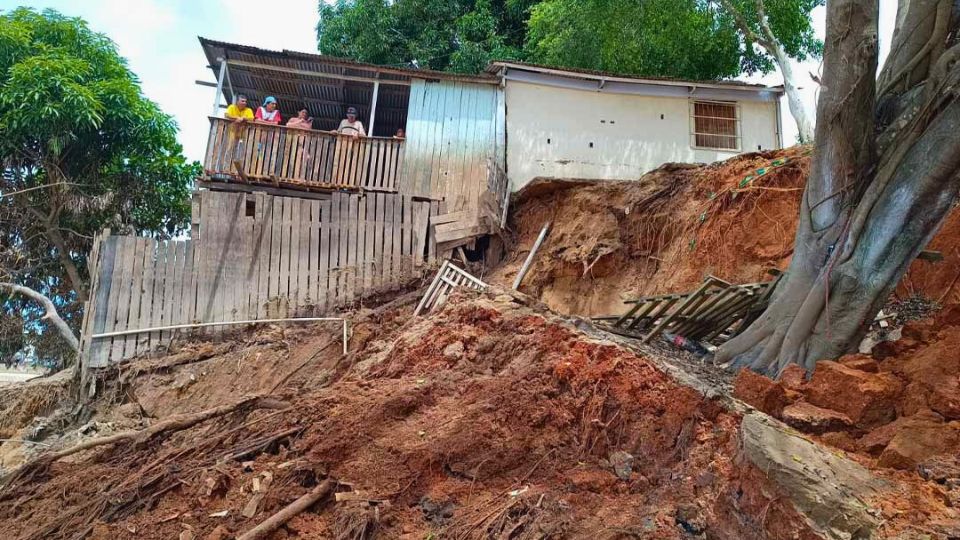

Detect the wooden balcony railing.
xmin=203 ymin=117 xmax=404 ymax=192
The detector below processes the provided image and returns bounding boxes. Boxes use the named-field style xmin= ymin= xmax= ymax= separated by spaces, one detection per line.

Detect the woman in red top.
xmin=255 ymin=96 xmax=282 ymax=124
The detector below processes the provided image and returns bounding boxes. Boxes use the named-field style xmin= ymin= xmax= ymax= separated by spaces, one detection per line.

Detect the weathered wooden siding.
xmin=82 ymin=190 xmax=439 ymax=369
xmin=400 ymin=79 xmax=503 ymax=207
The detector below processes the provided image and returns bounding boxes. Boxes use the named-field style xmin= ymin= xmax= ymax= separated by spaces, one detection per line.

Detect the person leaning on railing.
xmin=287 ymin=108 xmax=313 ymax=130
xmin=255 ymin=96 xmax=282 ymax=125
xmin=329 ymin=106 xmax=366 ymax=138
xmin=225 ymin=94 xmax=254 ymax=122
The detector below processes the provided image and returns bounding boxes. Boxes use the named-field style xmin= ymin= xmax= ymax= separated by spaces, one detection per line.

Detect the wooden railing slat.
xmin=204 ymin=117 xmax=403 ymax=192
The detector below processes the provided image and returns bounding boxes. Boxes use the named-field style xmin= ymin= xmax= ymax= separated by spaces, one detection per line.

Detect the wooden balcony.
xmin=203 ymin=117 xmax=404 ymax=192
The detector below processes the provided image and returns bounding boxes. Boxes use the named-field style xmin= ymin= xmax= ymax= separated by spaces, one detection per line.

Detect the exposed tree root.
xmin=236 ymin=478 xmax=334 ymax=540
xmin=2 ymin=394 xmax=289 ymax=489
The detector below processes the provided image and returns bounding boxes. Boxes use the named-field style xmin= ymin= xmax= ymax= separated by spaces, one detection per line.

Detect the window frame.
xmin=689 ymin=99 xmax=742 ymax=152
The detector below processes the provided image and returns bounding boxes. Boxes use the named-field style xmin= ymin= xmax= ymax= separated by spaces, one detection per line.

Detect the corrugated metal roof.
xmin=486 ymin=60 xmax=784 ymax=93
xmin=200 ymin=38 xmax=499 ymax=85
xmin=199 ymin=37 xmax=500 ymax=136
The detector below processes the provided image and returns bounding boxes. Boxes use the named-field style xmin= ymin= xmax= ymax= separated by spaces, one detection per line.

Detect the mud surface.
xmin=3 ymin=147 xmax=960 ymax=539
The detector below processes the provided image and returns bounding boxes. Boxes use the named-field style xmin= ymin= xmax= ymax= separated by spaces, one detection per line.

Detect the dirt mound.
xmin=735 ymin=303 xmax=960 ymax=478
xmin=488 ymin=147 xmax=810 ymax=316
xmin=489 ymin=145 xmax=960 ymax=318
xmin=0 ymin=371 xmax=73 ymax=468
xmin=1 ymin=290 xmax=956 ymax=539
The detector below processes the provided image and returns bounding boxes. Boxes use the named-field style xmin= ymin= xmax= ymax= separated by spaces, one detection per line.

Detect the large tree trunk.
xmin=716 ymin=0 xmax=960 ymax=376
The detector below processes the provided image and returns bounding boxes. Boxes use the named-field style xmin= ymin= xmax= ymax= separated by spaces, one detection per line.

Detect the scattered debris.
xmin=595 ymin=275 xmax=777 ymax=348
xmin=414 ymin=260 xmax=488 ymax=316
xmin=608 ymin=450 xmax=634 ymax=480
xmin=236 ymin=479 xmax=334 ymax=540
xmin=512 ymin=222 xmax=551 ymax=290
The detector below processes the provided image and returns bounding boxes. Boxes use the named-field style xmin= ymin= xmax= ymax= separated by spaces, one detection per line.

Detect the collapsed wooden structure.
xmin=594 ymin=275 xmax=779 ymax=345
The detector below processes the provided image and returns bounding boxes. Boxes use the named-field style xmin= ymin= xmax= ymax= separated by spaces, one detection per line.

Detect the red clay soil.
xmin=1 ymin=291 xmax=956 ymax=539
xmin=491 ymin=145 xmax=960 ymax=317
xmin=734 ymin=304 xmax=960 ymax=479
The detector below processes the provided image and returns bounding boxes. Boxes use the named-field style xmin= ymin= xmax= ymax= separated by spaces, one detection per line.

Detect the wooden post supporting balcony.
xmin=203 ymin=117 xmax=404 ymax=192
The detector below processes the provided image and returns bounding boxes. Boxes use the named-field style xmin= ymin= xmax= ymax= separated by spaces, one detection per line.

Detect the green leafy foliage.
xmin=318 ymin=0 xmax=531 ymax=72
xmin=0 ymin=8 xmax=198 ymax=365
xmin=317 ymin=0 xmax=821 ymax=81
xmin=723 ymin=0 xmax=824 ymax=60
xmin=525 ymin=0 xmax=755 ymax=79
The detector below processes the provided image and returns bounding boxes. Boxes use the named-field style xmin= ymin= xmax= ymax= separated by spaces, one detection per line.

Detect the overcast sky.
xmin=2 ymin=1 xmax=897 ymax=161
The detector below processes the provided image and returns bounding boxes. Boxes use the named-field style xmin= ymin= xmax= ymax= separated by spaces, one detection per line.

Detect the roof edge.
xmin=199 ymin=37 xmax=500 ymax=85
xmin=486 ymin=61 xmax=785 ymax=94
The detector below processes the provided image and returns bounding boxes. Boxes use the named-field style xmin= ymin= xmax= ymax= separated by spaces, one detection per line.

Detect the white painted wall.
xmin=505 ymin=81 xmax=781 ymax=191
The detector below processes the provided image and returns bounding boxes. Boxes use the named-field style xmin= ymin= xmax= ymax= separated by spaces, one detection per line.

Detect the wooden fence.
xmin=204 ymin=117 xmax=405 ymax=192
xmin=81 ymin=189 xmax=438 ymax=369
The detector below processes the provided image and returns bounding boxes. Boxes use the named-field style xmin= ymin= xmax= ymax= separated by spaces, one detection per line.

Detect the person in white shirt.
xmin=334 ymin=106 xmax=366 ymax=137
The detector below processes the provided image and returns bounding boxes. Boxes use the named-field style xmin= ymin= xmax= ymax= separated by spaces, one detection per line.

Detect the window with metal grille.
xmin=691 ymin=101 xmax=740 ymax=150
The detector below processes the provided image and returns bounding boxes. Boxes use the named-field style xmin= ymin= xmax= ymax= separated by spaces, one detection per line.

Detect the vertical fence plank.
xmin=150 ymin=241 xmax=168 ymax=349
xmin=268 ymin=194 xmax=282 ymax=316
xmin=182 ymin=238 xmax=195 ymax=329
xmin=356 ymin=193 xmax=367 ymax=297
xmin=196 ymin=191 xmax=214 ymax=324
xmin=297 ymin=198 xmax=311 ymax=312
xmin=121 ymin=238 xmax=146 ymax=359
xmin=400 ymin=196 xmax=412 ymax=279
xmin=309 ymin=199 xmax=321 ymax=312
xmin=88 ymin=236 xmax=118 ymax=368
xmin=278 ymin=195 xmax=292 ymax=316
xmin=287 ymin=197 xmax=302 ymax=312
xmin=382 ymin=193 xmax=396 ymax=288
xmin=165 ymin=241 xmax=181 ymax=345
xmin=318 ymin=200 xmax=331 ymax=312
xmin=172 ymin=240 xmax=191 ymax=343
xmin=255 ymin=193 xmax=270 ymax=319
xmin=373 ymin=193 xmax=385 ymax=291
xmin=344 ymin=193 xmax=358 ymax=302
xmin=330 ymin=192 xmax=342 ymax=307
xmin=136 ymin=240 xmax=156 ymax=356
xmin=390 ymin=194 xmax=403 ymax=284
xmin=364 ymin=193 xmax=374 ymax=294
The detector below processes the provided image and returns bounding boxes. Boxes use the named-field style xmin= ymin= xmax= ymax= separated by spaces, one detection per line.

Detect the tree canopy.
xmin=318 ymin=0 xmax=536 ymax=73
xmin=317 ymin=0 xmax=822 ymax=81
xmin=0 ymin=7 xmax=198 ymax=366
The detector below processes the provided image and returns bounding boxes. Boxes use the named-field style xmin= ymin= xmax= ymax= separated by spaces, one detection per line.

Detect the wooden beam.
xmin=212 ymin=58 xmax=227 ymax=116
xmin=369 ymin=79 xmax=381 ymax=135
xmin=196 ymin=180 xmax=333 ymax=201
xmin=227 ymin=59 xmax=412 ymax=87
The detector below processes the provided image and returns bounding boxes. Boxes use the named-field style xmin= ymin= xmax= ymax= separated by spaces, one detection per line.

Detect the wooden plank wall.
xmin=399 ymin=79 xmax=502 ymax=208
xmin=83 ymin=190 xmax=437 ymax=369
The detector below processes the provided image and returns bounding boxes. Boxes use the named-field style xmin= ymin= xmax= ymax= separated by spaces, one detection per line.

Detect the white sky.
xmin=2 ymin=0 xmax=898 ymax=159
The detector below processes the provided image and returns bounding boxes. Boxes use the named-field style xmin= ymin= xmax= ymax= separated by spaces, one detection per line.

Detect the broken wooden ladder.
xmin=414 ymin=260 xmax=489 ymax=316
xmin=594 ymin=274 xmax=780 ymax=345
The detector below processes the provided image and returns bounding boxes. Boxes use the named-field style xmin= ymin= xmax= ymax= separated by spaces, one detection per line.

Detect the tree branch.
xmin=0 ymin=282 xmax=79 ymax=353
xmin=753 ymin=0 xmax=778 ymax=44
xmin=0 ymin=182 xmax=90 ymax=200
xmin=718 ymin=0 xmax=773 ymax=49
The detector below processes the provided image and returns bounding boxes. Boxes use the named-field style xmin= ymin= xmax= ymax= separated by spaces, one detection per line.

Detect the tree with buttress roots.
xmin=715 ymin=0 xmax=960 ymax=376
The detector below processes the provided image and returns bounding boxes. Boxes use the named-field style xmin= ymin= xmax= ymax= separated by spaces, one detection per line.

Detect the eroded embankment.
xmin=0 ymin=290 xmax=954 ymax=539
xmin=490 ymin=145 xmax=960 ymax=317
